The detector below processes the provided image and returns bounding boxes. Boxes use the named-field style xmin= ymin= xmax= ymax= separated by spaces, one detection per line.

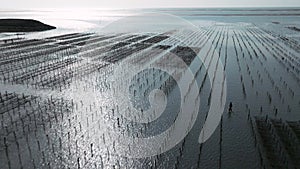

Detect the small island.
xmin=0 ymin=19 xmax=56 ymax=33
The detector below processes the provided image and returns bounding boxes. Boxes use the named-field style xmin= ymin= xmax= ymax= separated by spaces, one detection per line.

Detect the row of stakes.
xmin=0 ymin=32 xmax=185 ymax=169
xmin=249 ymin=27 xmax=300 ymax=86
xmin=253 ymin=116 xmax=300 ymax=169
xmin=1 ymin=92 xmax=73 ymax=169
xmin=233 ymin=28 xmax=297 ymax=114
xmin=1 ymin=26 xmax=298 ymax=168
xmin=0 ymin=62 xmax=199 ymax=168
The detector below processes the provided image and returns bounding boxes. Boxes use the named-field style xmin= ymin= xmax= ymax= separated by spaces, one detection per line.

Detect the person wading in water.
xmin=229 ymin=102 xmax=233 ymax=113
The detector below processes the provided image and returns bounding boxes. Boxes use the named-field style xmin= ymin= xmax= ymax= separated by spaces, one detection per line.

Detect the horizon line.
xmin=0 ymin=6 xmax=300 ymax=11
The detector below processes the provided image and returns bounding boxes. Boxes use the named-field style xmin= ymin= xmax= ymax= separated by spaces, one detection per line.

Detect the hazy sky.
xmin=2 ymin=0 xmax=300 ymax=9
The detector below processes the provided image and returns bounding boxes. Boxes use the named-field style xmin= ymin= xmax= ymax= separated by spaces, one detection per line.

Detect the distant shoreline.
xmin=0 ymin=19 xmax=56 ymax=33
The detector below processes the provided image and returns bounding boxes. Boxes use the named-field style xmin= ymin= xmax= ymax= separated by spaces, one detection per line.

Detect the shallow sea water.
xmin=0 ymin=8 xmax=300 ymax=169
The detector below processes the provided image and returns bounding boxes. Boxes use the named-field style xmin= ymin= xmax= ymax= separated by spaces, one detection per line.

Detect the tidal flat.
xmin=0 ymin=8 xmax=299 ymax=169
